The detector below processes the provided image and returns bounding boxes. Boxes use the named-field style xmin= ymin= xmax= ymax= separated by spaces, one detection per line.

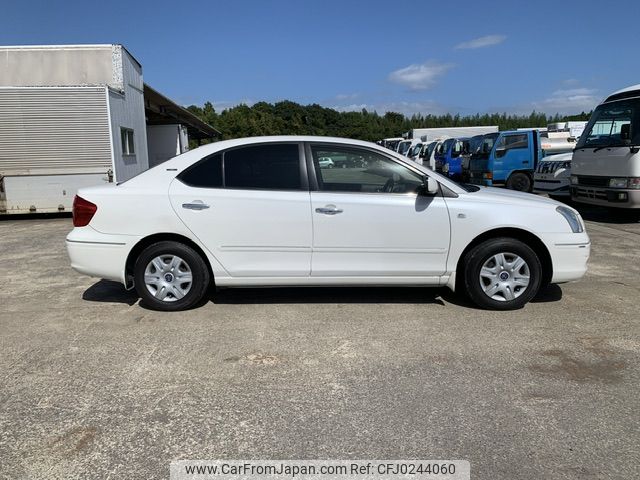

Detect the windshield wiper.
xmin=591 ymin=142 xmax=612 ymax=152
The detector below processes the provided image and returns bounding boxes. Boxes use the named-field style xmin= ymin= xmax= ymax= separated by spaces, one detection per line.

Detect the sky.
xmin=2 ymin=0 xmax=640 ymax=116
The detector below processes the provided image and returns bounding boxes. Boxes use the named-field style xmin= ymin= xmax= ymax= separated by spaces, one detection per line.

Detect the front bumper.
xmin=533 ymin=180 xmax=570 ymax=196
xmin=469 ymin=175 xmax=493 ymax=187
xmin=571 ymin=187 xmax=640 ymax=208
xmin=66 ymin=227 xmax=140 ymax=284
xmin=545 ymin=232 xmax=590 ymax=283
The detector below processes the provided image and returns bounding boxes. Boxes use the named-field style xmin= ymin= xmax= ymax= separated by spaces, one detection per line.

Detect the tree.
xmin=188 ymin=100 xmax=591 ymax=142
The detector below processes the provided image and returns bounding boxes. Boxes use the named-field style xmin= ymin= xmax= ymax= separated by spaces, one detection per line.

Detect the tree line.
xmin=186 ymin=100 xmax=591 ymax=144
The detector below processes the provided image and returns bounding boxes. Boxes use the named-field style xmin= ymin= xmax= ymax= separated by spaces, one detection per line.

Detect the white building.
xmin=0 ymin=44 xmax=219 ymax=214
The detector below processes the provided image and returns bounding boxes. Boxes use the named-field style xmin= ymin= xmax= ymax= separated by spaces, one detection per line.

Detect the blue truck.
xmin=468 ymin=129 xmax=577 ymax=191
xmin=468 ymin=130 xmax=545 ymax=191
xmin=434 ymin=137 xmax=469 ymax=180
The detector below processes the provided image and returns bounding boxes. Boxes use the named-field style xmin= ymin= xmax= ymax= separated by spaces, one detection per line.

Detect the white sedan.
xmin=67 ymin=136 xmax=590 ymax=311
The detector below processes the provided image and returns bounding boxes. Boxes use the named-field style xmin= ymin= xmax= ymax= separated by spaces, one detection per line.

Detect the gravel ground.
xmin=0 ymin=206 xmax=638 ymax=480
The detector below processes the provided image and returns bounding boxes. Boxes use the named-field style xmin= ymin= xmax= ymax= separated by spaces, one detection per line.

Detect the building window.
xmin=121 ymin=128 xmax=135 ymax=155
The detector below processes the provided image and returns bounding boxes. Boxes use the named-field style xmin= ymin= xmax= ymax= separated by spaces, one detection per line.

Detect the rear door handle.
xmin=315 ymin=206 xmax=343 ymax=215
xmin=182 ymin=201 xmax=210 ymax=210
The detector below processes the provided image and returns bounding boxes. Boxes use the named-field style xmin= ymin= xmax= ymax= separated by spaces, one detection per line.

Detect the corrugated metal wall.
xmin=107 ymin=47 xmax=149 ymax=182
xmin=0 ymin=87 xmax=112 ymax=175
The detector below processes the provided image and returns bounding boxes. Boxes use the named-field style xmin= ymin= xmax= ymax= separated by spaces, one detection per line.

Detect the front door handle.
xmin=315 ymin=205 xmax=343 ymax=215
xmin=182 ymin=201 xmax=210 ymax=210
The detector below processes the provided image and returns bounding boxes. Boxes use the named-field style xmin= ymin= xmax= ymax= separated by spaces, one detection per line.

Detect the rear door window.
xmin=223 ymin=144 xmax=302 ymax=190
xmin=178 ymin=154 xmax=223 ymax=188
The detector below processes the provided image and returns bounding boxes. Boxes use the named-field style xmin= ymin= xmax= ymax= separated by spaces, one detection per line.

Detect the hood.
xmin=573 ymin=147 xmax=640 ymax=177
xmin=467 ymin=186 xmax=563 ymax=209
xmin=539 ymin=152 xmax=573 ymax=163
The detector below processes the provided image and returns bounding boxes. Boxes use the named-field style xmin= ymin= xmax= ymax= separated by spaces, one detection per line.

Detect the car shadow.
xmin=0 ymin=212 xmax=72 ymax=221
xmin=530 ymin=283 xmax=563 ymax=303
xmin=82 ymin=281 xmax=563 ymax=309
xmin=82 ymin=280 xmax=139 ymax=306
xmin=210 ymin=286 xmax=447 ymax=306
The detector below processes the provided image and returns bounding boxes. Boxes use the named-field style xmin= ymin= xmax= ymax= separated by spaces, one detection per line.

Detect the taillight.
xmin=72 ymin=195 xmax=97 ymax=227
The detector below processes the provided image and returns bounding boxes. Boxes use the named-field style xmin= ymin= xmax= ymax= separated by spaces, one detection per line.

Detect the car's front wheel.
xmin=463 ymin=237 xmax=542 ymax=310
xmin=134 ymin=241 xmax=211 ymax=311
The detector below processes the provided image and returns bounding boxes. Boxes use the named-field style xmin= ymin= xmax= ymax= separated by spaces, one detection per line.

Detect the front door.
xmin=307 ymin=144 xmax=451 ymax=278
xmin=494 ymin=133 xmax=531 ymax=181
xmin=169 ymin=143 xmax=312 ymax=277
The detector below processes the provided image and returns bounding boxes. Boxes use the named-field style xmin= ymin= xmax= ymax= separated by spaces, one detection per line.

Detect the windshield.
xmin=426 ymin=142 xmax=437 ymax=158
xmin=437 ymin=139 xmax=455 ymax=156
xmin=398 ymin=141 xmax=411 ymax=155
xmin=466 ymin=135 xmax=484 ymax=155
xmin=471 ymin=133 xmax=499 ymax=158
xmin=409 ymin=144 xmax=422 ymax=156
xmin=577 ymin=98 xmax=640 ymax=148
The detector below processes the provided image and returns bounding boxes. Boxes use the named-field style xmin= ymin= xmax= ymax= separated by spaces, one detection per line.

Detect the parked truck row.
xmin=381 ymin=87 xmax=640 ymax=212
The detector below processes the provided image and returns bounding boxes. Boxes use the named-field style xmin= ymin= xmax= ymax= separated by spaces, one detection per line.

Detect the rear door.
xmin=169 ymin=142 xmax=312 ymax=277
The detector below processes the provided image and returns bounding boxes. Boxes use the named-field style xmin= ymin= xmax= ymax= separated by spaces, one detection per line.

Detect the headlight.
xmin=609 ymin=178 xmax=628 ymax=188
xmin=628 ymin=177 xmax=640 ymax=189
xmin=570 ymin=175 xmax=579 ymax=185
xmin=556 ymin=206 xmax=584 ymax=233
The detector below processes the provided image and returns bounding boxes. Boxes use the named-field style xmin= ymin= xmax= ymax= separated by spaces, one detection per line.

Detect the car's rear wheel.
xmin=506 ymin=172 xmax=532 ymax=192
xmin=463 ymin=237 xmax=542 ymax=310
xmin=134 ymin=241 xmax=210 ymax=311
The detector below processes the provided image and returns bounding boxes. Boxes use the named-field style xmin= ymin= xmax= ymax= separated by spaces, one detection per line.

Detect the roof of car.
xmin=195 ymin=135 xmax=381 ymax=154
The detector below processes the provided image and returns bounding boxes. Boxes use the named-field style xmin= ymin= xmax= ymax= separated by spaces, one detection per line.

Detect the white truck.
xmin=571 ymin=85 xmax=640 ymax=210
xmin=403 ymin=126 xmax=499 ymax=143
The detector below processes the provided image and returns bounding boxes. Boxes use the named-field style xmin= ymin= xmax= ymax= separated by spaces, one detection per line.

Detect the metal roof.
xmin=143 ymin=84 xmax=220 ymax=140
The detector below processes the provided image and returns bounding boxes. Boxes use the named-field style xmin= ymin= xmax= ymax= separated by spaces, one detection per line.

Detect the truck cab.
xmin=571 ymin=84 xmax=640 ymax=209
xmin=434 ymin=138 xmax=468 ymax=180
xmin=469 ymin=130 xmax=542 ymax=191
xmin=417 ymin=141 xmax=438 ymax=168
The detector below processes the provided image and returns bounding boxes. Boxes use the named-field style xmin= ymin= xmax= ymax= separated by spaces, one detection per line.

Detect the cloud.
xmin=334 ymin=93 xmax=360 ymax=100
xmin=562 ymin=78 xmax=580 ymax=86
xmin=388 ymin=61 xmax=454 ymax=91
xmin=331 ymin=100 xmax=448 ymax=116
xmin=210 ymin=99 xmax=254 ymax=111
xmin=455 ymin=34 xmax=506 ymax=49
xmin=532 ymin=88 xmax=599 ymax=113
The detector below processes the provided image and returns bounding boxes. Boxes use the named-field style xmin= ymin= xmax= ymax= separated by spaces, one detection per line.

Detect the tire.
xmin=506 ymin=172 xmax=532 ymax=192
xmin=462 ymin=237 xmax=542 ymax=310
xmin=134 ymin=241 xmax=211 ymax=311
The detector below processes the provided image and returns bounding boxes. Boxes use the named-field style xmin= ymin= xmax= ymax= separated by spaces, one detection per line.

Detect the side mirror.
xmin=621 ymin=123 xmax=632 ymax=144
xmin=418 ymin=176 xmax=439 ymax=196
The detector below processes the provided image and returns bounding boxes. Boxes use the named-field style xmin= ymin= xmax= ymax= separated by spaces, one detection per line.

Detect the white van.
xmin=571 ymin=85 xmax=640 ymax=209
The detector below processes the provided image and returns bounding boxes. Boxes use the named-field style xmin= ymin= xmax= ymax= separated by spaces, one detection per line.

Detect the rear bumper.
xmin=66 ymin=227 xmax=140 ymax=284
xmin=571 ymin=187 xmax=640 ymax=208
